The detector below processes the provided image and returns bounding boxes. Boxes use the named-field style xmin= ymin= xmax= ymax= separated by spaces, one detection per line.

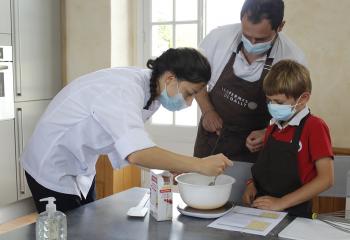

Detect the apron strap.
xmin=291 ymin=113 xmax=311 ymax=146
xmin=267 ymin=113 xmax=311 ymax=145
xmin=260 ymin=41 xmax=274 ymax=81
xmin=236 ymin=40 xmax=275 ymax=82
xmin=261 ymin=57 xmax=274 ymax=79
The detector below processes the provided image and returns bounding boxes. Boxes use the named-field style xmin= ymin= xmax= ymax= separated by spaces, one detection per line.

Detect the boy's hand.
xmin=246 ymin=129 xmax=266 ymax=152
xmin=252 ymin=196 xmax=286 ymax=211
xmin=242 ymin=182 xmax=257 ymax=206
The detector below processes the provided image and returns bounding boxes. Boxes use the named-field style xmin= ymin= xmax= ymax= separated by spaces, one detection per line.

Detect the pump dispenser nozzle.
xmin=40 ymin=197 xmax=57 ymax=216
xmin=36 ymin=197 xmax=67 ymax=240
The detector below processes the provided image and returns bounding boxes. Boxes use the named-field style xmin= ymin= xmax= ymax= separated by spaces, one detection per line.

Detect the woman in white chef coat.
xmin=21 ymin=47 xmax=233 ymax=213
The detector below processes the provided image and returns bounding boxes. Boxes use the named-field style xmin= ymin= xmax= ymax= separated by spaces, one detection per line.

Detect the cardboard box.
xmin=150 ymin=169 xmax=173 ymax=221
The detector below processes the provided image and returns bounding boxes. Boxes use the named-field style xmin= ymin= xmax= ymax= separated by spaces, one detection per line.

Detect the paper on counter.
xmin=278 ymin=217 xmax=350 ymax=240
xmin=208 ymin=206 xmax=287 ymax=236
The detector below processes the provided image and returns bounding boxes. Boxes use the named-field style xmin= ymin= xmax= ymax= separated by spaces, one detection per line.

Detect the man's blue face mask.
xmin=241 ymin=34 xmax=274 ymax=55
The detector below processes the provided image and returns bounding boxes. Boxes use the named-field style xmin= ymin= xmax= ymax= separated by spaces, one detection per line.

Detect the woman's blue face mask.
xmin=159 ymin=82 xmax=188 ymax=112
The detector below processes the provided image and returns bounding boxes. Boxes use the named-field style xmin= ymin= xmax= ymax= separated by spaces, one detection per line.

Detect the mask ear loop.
xmin=291 ymin=95 xmax=303 ymax=111
xmin=176 ymin=80 xmax=181 ymax=95
xmin=176 ymin=80 xmax=190 ymax=108
xmin=164 ymin=82 xmax=170 ymax=97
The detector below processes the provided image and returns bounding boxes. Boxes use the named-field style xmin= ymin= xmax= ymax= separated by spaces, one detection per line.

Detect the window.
xmin=139 ymin=0 xmax=245 ymax=188
xmin=141 ymin=0 xmax=245 ymax=128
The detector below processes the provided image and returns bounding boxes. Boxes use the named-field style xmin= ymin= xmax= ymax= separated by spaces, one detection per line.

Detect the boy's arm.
xmin=252 ymin=157 xmax=334 ymax=211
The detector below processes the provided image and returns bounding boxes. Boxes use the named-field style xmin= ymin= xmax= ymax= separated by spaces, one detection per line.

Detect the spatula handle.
xmin=137 ymin=191 xmax=150 ymax=208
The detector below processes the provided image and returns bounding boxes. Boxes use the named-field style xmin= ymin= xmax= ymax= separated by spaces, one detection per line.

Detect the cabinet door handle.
xmin=16 ymin=108 xmax=25 ymax=194
xmin=20 ymin=168 xmax=25 ymax=194
xmin=0 ymin=65 xmax=8 ymax=71
xmin=16 ymin=76 xmax=22 ymax=96
xmin=15 ymin=61 xmax=21 ymax=95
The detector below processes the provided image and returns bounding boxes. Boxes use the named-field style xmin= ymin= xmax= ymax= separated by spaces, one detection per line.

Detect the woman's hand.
xmin=198 ymin=154 xmax=233 ymax=176
xmin=202 ymin=110 xmax=223 ymax=135
xmin=170 ymin=171 xmax=182 ymax=185
xmin=242 ymin=182 xmax=257 ymax=206
xmin=252 ymin=196 xmax=286 ymax=211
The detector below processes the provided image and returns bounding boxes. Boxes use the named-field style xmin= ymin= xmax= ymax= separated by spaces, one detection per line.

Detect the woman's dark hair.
xmin=240 ymin=0 xmax=284 ymax=31
xmin=144 ymin=47 xmax=211 ymax=110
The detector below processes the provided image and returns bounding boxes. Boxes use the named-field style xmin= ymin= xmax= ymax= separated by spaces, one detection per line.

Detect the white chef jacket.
xmin=199 ymin=23 xmax=307 ymax=91
xmin=21 ymin=67 xmax=160 ymax=198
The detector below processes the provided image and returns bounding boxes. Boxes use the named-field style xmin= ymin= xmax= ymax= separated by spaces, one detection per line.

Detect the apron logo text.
xmin=221 ymin=87 xmax=249 ymax=108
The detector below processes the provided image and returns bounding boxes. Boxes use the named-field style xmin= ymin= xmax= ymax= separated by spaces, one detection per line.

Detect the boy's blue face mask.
xmin=268 ymin=103 xmax=296 ymax=121
xmin=241 ymin=34 xmax=274 ymax=55
xmin=159 ymin=82 xmax=188 ymax=112
xmin=267 ymin=97 xmax=301 ymax=121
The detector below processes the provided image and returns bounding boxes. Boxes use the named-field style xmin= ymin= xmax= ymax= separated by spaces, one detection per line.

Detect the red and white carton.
xmin=150 ymin=169 xmax=173 ymax=221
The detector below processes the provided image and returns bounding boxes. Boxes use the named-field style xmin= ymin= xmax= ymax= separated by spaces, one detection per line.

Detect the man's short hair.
xmin=240 ymin=0 xmax=284 ymax=31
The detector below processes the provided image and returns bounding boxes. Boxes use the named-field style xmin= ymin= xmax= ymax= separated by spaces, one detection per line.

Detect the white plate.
xmin=177 ymin=202 xmax=234 ymax=219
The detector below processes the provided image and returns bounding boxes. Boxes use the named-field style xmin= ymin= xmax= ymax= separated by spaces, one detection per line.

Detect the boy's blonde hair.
xmin=263 ymin=60 xmax=312 ymax=99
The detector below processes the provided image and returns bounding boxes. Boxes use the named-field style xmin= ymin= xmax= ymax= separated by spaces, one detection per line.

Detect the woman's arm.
xmin=253 ymin=157 xmax=334 ymax=211
xmin=128 ymin=146 xmax=233 ymax=176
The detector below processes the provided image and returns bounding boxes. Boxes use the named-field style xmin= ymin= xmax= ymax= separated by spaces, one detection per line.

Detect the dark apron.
xmin=252 ymin=114 xmax=312 ymax=218
xmin=194 ymin=42 xmax=272 ymax=163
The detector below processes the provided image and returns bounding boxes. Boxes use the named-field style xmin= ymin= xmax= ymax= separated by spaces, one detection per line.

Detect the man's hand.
xmin=246 ymin=129 xmax=266 ymax=152
xmin=202 ymin=110 xmax=223 ymax=135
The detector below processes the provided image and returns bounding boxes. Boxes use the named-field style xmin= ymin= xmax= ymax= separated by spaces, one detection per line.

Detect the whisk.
xmin=312 ymin=210 xmax=350 ymax=234
xmin=208 ymin=127 xmax=225 ymax=186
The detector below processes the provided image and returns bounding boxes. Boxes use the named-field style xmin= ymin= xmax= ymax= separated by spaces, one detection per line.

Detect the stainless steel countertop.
xmin=0 ymin=187 xmax=292 ymax=240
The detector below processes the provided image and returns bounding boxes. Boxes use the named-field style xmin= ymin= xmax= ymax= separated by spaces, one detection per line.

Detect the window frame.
xmin=140 ymin=0 xmax=205 ymax=131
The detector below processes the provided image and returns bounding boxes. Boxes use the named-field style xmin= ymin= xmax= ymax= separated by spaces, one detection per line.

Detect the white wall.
xmin=64 ymin=0 xmax=111 ymax=82
xmin=111 ymin=0 xmax=134 ymax=67
xmin=284 ymin=0 xmax=350 ymax=148
xmin=64 ymin=0 xmax=137 ymax=83
xmin=63 ymin=0 xmax=350 ymax=147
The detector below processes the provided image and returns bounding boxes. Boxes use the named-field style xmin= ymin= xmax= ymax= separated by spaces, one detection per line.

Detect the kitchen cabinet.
xmin=13 ymin=0 xmax=61 ymax=102
xmin=0 ymin=34 xmax=11 ymax=46
xmin=0 ymin=0 xmax=61 ymax=209
xmin=0 ymin=0 xmax=11 ymax=34
xmin=311 ymin=148 xmax=350 ymax=214
xmin=14 ymin=100 xmax=50 ymax=200
xmin=0 ymin=120 xmax=17 ymax=206
xmin=96 ymin=156 xmax=141 ymax=199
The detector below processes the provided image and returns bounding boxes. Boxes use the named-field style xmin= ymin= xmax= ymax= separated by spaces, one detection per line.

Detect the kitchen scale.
xmin=177 ymin=201 xmax=234 ymax=219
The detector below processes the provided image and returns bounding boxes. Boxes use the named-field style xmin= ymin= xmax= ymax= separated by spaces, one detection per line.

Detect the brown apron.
xmin=194 ymin=42 xmax=272 ymax=163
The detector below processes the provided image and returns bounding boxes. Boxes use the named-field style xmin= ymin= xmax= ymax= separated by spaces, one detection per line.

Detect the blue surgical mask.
xmin=241 ymin=34 xmax=274 ymax=55
xmin=268 ymin=103 xmax=296 ymax=121
xmin=268 ymin=97 xmax=301 ymax=121
xmin=159 ymin=82 xmax=188 ymax=111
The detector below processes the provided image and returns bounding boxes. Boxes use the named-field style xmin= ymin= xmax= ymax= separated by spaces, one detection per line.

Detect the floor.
xmin=0 ymin=212 xmax=37 ymax=235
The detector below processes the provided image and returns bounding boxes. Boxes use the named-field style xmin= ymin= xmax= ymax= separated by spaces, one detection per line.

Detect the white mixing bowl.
xmin=175 ymin=173 xmax=235 ymax=210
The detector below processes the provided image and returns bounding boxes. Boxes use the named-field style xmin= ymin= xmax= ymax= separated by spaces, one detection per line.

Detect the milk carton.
xmin=150 ymin=169 xmax=173 ymax=221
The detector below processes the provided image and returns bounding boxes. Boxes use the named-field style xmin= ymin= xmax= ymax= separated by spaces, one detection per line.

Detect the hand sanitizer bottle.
xmin=36 ymin=197 xmax=67 ymax=240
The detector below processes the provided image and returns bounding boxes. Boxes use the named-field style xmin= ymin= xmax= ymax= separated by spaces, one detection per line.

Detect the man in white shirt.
xmin=193 ymin=0 xmax=306 ymax=203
